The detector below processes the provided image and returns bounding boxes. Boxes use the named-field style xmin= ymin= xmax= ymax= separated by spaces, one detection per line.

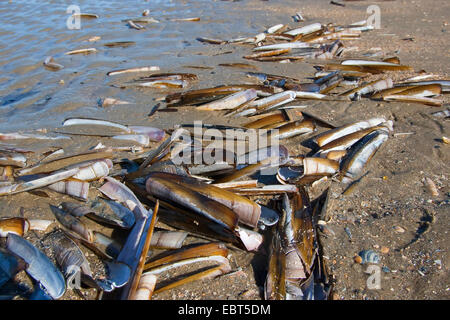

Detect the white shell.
xmin=28 ymin=219 xmax=54 ymax=232
xmin=131 ymin=274 xmax=157 ymax=300
xmin=284 ymin=23 xmax=322 ymax=36
xmin=112 ymin=135 xmax=150 ymax=147
xmin=150 ymin=231 xmax=188 ymax=249
xmin=48 ymin=179 xmax=90 ymax=201
xmin=253 ymin=41 xmax=317 ymax=51
xmin=72 ymin=159 xmax=113 ymax=181
xmin=303 ymin=158 xmax=338 ymax=175
xmin=238 ymin=227 xmax=263 ymax=252
xmin=197 ymin=89 xmax=257 ymax=111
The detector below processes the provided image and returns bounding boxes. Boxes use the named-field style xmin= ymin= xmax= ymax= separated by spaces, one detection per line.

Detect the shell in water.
xmin=358 ymin=250 xmax=380 ymax=264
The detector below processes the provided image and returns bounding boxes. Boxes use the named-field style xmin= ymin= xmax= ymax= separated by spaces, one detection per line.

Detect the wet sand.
xmin=0 ymin=0 xmax=449 ymax=300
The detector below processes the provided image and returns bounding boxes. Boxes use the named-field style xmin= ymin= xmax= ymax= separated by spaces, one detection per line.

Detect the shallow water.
xmin=0 ymin=0 xmax=309 ymax=132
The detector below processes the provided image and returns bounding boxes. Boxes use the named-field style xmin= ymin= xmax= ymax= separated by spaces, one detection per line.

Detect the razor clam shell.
xmin=92 ymin=231 xmax=122 ymax=259
xmin=150 ymin=231 xmax=188 ymax=249
xmin=71 ymin=159 xmax=112 ymax=181
xmin=101 ymin=98 xmax=131 ymax=107
xmin=398 ymin=80 xmax=450 ymax=93
xmin=266 ymin=24 xmax=285 ymax=34
xmin=253 ymin=42 xmax=318 ymax=51
xmin=6 ymin=233 xmax=66 ymax=299
xmin=107 ymin=66 xmax=160 ymax=76
xmin=0 ymin=217 xmax=30 ymax=237
xmin=45 ymin=229 xmax=92 ymax=278
xmin=303 ymin=158 xmax=339 ymax=176
xmin=112 ymin=134 xmax=150 ymax=147
xmin=131 ymin=273 xmax=157 ymax=300
xmin=65 ymin=48 xmax=97 ymax=55
xmin=147 ymin=172 xmax=261 ymax=228
xmin=197 ymin=89 xmax=257 ymax=111
xmin=284 ymin=23 xmax=322 ymax=36
xmin=96 ymin=261 xmax=132 ymax=291
xmin=60 ymin=202 xmax=94 ymax=217
xmin=63 ymin=118 xmax=132 ymax=134
xmin=145 ymin=178 xmax=239 ymax=244
xmin=28 ymin=219 xmax=54 ymax=232
xmin=50 ymin=205 xmax=94 ymax=243
xmin=98 ymin=176 xmax=149 ymax=220
xmin=340 ymin=129 xmax=389 ymax=184
xmin=268 ymin=119 xmax=315 ymax=140
xmin=145 ymin=255 xmax=230 ymax=275
xmin=383 ymin=95 xmax=443 ymax=106
xmin=346 ymin=79 xmax=393 ymax=99
xmin=236 ymin=145 xmax=289 ymax=165
xmin=128 ymin=126 xmax=166 ymax=142
xmin=277 ymin=166 xmax=304 ymax=183
xmin=237 ymin=227 xmax=263 ymax=252
xmin=48 ymin=179 xmax=89 ymax=201
xmin=314 ymin=117 xmax=387 ymax=147
xmin=250 ymin=91 xmax=296 ymax=112
xmin=17 ymin=149 xmax=113 ymax=176
xmin=89 ymin=198 xmax=136 ymax=229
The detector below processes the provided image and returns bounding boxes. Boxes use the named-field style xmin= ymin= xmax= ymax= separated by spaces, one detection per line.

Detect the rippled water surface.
xmin=0 ymin=0 xmax=295 ymax=131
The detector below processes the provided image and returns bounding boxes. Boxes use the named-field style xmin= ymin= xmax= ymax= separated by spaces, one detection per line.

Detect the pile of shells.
xmin=0 ymin=13 xmax=448 ymax=301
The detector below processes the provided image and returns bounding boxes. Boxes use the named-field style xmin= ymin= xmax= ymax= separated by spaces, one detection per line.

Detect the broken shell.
xmin=423 ymin=177 xmax=439 ymax=197
xmin=0 ymin=217 xmax=30 ymax=237
xmin=358 ymin=250 xmax=380 ymax=264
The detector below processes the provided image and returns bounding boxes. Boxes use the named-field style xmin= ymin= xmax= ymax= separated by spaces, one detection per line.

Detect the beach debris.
xmin=170 ymin=17 xmax=200 ymax=22
xmin=65 ymin=48 xmax=97 ymax=55
xmin=423 ymin=177 xmax=440 ymax=197
xmin=107 ymin=66 xmax=160 ymax=76
xmin=100 ymin=98 xmax=131 ymax=108
xmin=43 ymin=56 xmax=64 ymax=71
xmin=104 ymin=41 xmax=136 ymax=48
xmin=357 ymin=250 xmax=380 ymax=264
xmin=88 ymin=36 xmax=101 ymax=42
xmin=72 ymin=13 xmax=99 ymax=19
xmin=127 ymin=20 xmax=145 ymax=30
